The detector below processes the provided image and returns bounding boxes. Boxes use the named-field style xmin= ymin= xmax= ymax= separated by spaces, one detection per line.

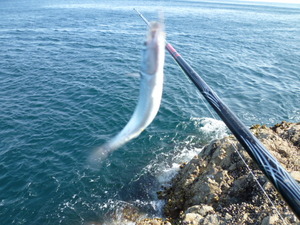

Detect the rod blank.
xmin=134 ymin=9 xmax=300 ymax=219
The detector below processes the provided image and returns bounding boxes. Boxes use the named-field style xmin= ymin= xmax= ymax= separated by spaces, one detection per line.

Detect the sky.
xmin=238 ymin=0 xmax=300 ymax=3
xmin=202 ymin=0 xmax=300 ymax=5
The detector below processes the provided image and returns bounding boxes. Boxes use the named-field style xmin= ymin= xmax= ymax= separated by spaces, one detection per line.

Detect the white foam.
xmin=155 ymin=117 xmax=228 ymax=186
xmin=196 ymin=117 xmax=228 ymax=139
xmin=98 ymin=198 xmax=165 ymax=225
xmin=100 ymin=117 xmax=229 ymax=224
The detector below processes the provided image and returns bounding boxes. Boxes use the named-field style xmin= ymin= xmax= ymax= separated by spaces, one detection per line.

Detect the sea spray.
xmin=99 ymin=117 xmax=228 ymax=223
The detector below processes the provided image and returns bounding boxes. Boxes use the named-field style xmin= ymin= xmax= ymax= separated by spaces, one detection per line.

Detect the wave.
xmin=98 ymin=117 xmax=228 ymax=224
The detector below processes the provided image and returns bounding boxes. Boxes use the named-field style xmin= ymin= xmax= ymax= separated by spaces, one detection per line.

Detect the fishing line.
xmin=195 ymin=85 xmax=288 ymax=224
xmin=134 ymin=9 xmax=300 ymax=222
xmin=169 ymin=24 xmax=292 ymax=225
xmin=229 ymin=140 xmax=288 ymax=225
xmin=186 ymin=50 xmax=288 ymax=223
xmin=154 ymin=43 xmax=289 ymax=221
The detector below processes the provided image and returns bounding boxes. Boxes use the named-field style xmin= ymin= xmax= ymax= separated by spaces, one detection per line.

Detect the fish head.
xmin=141 ymin=21 xmax=165 ymax=75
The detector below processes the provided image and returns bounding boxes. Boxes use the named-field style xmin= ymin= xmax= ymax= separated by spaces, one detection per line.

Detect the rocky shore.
xmin=158 ymin=121 xmax=300 ymax=224
xmin=138 ymin=121 xmax=300 ymax=225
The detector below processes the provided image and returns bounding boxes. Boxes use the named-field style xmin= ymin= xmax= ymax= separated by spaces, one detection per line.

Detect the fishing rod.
xmin=134 ymin=9 xmax=300 ymax=219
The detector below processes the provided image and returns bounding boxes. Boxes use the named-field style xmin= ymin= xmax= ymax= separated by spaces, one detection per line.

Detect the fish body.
xmin=90 ymin=22 xmax=165 ymax=163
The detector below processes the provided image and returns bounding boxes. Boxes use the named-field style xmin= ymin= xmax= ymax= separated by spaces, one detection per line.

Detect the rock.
xmin=224 ymin=213 xmax=232 ymax=221
xmin=185 ymin=205 xmax=214 ymax=216
xmin=137 ymin=218 xmax=171 ymax=225
xmin=291 ymin=171 xmax=300 ymax=182
xmin=102 ymin=201 xmax=171 ymax=225
xmin=182 ymin=213 xmax=203 ymax=225
xmin=159 ymin=121 xmax=300 ymax=225
xmin=201 ymin=214 xmax=220 ymax=225
xmin=261 ymin=214 xmax=279 ymax=225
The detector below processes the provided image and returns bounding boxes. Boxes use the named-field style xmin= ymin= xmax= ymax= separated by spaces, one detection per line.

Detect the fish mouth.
xmin=141 ymin=22 xmax=165 ymax=75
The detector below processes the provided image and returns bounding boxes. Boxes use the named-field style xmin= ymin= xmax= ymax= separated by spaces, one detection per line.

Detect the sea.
xmin=0 ymin=0 xmax=299 ymax=224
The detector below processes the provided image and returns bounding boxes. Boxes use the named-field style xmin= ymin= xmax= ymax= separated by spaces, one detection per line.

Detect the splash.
xmin=97 ymin=117 xmax=229 ymax=224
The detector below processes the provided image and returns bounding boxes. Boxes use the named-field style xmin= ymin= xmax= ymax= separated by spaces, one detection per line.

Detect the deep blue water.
xmin=0 ymin=0 xmax=299 ymax=224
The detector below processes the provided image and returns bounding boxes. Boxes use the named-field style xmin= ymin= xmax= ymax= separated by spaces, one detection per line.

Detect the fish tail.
xmin=88 ymin=131 xmax=134 ymax=167
xmin=88 ymin=143 xmax=114 ymax=166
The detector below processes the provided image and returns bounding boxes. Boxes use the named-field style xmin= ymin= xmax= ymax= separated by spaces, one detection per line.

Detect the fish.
xmin=89 ymin=21 xmax=165 ymax=165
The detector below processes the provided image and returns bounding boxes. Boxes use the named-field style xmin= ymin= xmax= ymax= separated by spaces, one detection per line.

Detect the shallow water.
xmin=0 ymin=0 xmax=299 ymax=224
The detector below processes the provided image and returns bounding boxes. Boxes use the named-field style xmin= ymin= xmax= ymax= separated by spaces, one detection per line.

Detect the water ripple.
xmin=0 ymin=1 xmax=299 ymax=224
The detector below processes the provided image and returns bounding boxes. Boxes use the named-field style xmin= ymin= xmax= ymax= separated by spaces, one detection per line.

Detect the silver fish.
xmin=90 ymin=22 xmax=165 ymax=164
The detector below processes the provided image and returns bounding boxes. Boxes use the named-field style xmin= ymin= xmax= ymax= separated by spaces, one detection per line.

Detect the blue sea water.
xmin=0 ymin=0 xmax=299 ymax=224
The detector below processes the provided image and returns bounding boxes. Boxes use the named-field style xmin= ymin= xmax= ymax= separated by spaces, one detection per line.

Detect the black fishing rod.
xmin=134 ymin=9 xmax=300 ymax=219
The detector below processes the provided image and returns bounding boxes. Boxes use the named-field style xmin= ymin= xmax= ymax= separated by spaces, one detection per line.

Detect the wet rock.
xmin=201 ymin=214 xmax=220 ymax=225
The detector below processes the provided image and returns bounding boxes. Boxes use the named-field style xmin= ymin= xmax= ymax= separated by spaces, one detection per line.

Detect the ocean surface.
xmin=0 ymin=0 xmax=299 ymax=224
